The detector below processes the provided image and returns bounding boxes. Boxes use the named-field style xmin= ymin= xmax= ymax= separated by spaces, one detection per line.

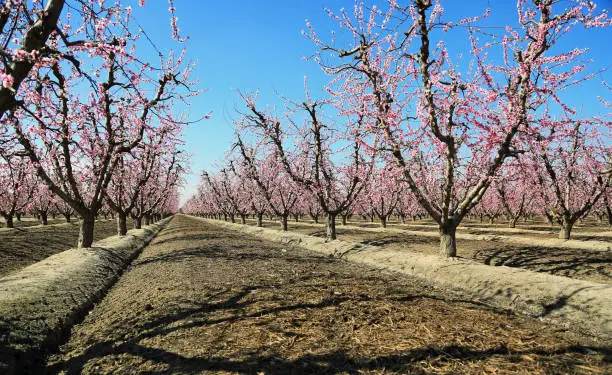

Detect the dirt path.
xmin=0 ymin=220 xmax=121 ymax=278
xmin=46 ymin=215 xmax=609 ymax=374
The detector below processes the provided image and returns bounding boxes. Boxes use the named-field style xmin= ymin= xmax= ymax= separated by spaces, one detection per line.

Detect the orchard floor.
xmin=392 ymin=222 xmax=611 ymax=242
xmin=0 ymin=219 xmax=121 ymax=277
xmin=0 ymin=217 xmax=72 ymax=229
xmin=246 ymin=220 xmax=612 ymax=284
xmin=46 ymin=215 xmax=610 ymax=374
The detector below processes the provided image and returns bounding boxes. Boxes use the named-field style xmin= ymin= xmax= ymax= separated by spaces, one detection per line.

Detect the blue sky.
xmin=131 ymin=0 xmax=611 ymax=204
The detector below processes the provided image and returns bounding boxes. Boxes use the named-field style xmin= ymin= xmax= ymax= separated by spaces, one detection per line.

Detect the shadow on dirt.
xmin=43 ymin=217 xmax=611 ymax=374
xmin=46 ymin=275 xmax=612 ymax=375
xmin=473 ymin=245 xmax=612 ymax=280
xmin=56 ymin=345 xmax=611 ymax=375
xmin=46 ymin=280 xmax=612 ymax=375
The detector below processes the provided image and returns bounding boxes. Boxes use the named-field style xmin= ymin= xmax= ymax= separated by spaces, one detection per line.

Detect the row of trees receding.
xmin=184 ymin=0 xmax=610 ymax=257
xmin=0 ymin=1 xmax=195 ymax=247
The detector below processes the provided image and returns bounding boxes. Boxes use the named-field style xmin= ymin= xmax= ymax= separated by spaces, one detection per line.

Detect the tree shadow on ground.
xmin=358 ymin=234 xmax=439 ymax=247
xmin=43 ymin=216 xmax=611 ymax=374
xmin=45 ymin=248 xmax=534 ymax=375
xmin=134 ymin=243 xmax=340 ymax=268
xmin=45 ymin=272 xmax=609 ymax=375
xmin=0 ymin=220 xmax=118 ymax=278
xmin=571 ymin=234 xmax=612 ymax=242
xmin=47 ymin=334 xmax=611 ymax=375
xmin=472 ymin=245 xmax=612 ymax=280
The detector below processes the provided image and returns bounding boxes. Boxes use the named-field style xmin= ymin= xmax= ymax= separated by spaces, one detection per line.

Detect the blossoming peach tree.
xmin=0 ymin=0 xmax=196 ymax=247
xmin=306 ymin=0 xmax=611 ymax=256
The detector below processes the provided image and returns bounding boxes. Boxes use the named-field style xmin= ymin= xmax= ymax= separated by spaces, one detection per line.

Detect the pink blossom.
xmin=2 ymin=73 xmax=14 ymax=89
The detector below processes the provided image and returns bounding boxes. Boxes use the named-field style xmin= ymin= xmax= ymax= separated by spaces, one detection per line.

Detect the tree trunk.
xmin=257 ymin=213 xmax=263 ymax=227
xmin=341 ymin=215 xmax=347 ymax=226
xmin=400 ymin=215 xmax=406 ymax=224
xmin=78 ymin=213 xmax=95 ymax=248
xmin=117 ymin=212 xmax=128 ymax=236
xmin=294 ymin=213 xmax=299 ymax=222
xmin=380 ymin=216 xmax=387 ymax=228
xmin=230 ymin=214 xmax=236 ymax=224
xmin=544 ymin=210 xmax=554 ymax=226
xmin=4 ymin=214 xmax=14 ymax=228
xmin=64 ymin=213 xmax=71 ymax=223
xmin=509 ymin=216 xmax=519 ymax=228
xmin=16 ymin=213 xmax=21 ymax=222
xmin=134 ymin=216 xmax=142 ymax=229
xmin=559 ymin=217 xmax=575 ymax=240
xmin=439 ymin=224 xmax=457 ymax=257
xmin=240 ymin=213 xmax=246 ymax=225
xmin=280 ymin=214 xmax=288 ymax=231
xmin=40 ymin=211 xmax=48 ymax=225
xmin=144 ymin=214 xmax=151 ymax=226
xmin=326 ymin=213 xmax=337 ymax=240
xmin=312 ymin=215 xmax=319 ymax=224
xmin=559 ymin=226 xmax=571 ymax=240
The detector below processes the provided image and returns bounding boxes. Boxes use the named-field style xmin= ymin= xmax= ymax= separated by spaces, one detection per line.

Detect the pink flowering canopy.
xmin=300 ymin=0 xmax=611 ymax=254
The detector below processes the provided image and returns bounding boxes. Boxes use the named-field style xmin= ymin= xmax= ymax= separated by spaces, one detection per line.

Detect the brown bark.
xmin=280 ymin=214 xmax=288 ymax=231
xmin=380 ymin=216 xmax=387 ymax=228
xmin=3 ymin=215 xmax=14 ymax=228
xmin=559 ymin=216 xmax=576 ymax=240
xmin=117 ymin=212 xmax=128 ymax=236
xmin=78 ymin=213 xmax=95 ymax=248
xmin=134 ymin=217 xmax=142 ymax=229
xmin=326 ymin=213 xmax=337 ymax=240
xmin=0 ymin=0 xmax=66 ymax=116
xmin=439 ymin=224 xmax=457 ymax=257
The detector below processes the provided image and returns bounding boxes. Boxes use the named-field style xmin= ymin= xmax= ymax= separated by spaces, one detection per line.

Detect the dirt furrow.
xmin=47 ymin=215 xmax=610 ymax=374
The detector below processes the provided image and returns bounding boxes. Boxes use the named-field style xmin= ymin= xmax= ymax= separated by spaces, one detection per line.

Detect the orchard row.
xmin=0 ymin=1 xmax=195 ymax=247
xmin=184 ymin=0 xmax=610 ymax=257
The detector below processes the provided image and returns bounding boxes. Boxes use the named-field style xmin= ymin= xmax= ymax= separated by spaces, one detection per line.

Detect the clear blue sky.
xmin=131 ymin=0 xmax=611 ymax=205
